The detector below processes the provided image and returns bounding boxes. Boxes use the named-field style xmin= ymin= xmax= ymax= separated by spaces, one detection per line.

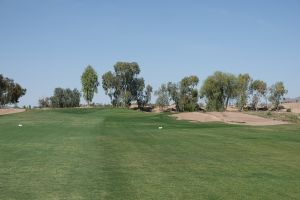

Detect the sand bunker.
xmin=0 ymin=109 xmax=26 ymax=116
xmin=282 ymin=103 xmax=300 ymax=114
xmin=172 ymin=112 xmax=289 ymax=126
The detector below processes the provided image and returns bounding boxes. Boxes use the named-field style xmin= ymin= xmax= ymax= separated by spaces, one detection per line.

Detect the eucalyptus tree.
xmin=223 ymin=73 xmax=239 ymax=110
xmin=81 ymin=65 xmax=99 ymax=105
xmin=179 ymin=75 xmax=200 ymax=111
xmin=268 ymin=82 xmax=288 ymax=110
xmin=200 ymin=71 xmax=238 ymax=111
xmin=46 ymin=88 xmax=81 ymax=108
xmin=0 ymin=74 xmax=26 ymax=107
xmin=137 ymin=84 xmax=153 ymax=109
xmin=167 ymin=82 xmax=180 ymax=111
xmin=236 ymin=74 xmax=252 ymax=111
xmin=161 ymin=75 xmax=200 ymax=112
xmin=38 ymin=97 xmax=51 ymax=108
xmin=102 ymin=71 xmax=120 ymax=106
xmin=102 ymin=62 xmax=145 ymax=107
xmin=250 ymin=80 xmax=267 ymax=110
xmin=155 ymin=84 xmax=170 ymax=110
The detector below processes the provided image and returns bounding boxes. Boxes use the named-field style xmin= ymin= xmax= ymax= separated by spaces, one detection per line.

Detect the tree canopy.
xmin=0 ymin=74 xmax=26 ymax=107
xmin=137 ymin=84 xmax=153 ymax=109
xmin=269 ymin=82 xmax=288 ymax=110
xmin=200 ymin=71 xmax=238 ymax=111
xmin=102 ymin=62 xmax=151 ymax=108
xmin=236 ymin=74 xmax=252 ymax=111
xmin=156 ymin=75 xmax=200 ymax=112
xmin=6 ymin=64 xmax=288 ymax=113
xmin=250 ymin=80 xmax=267 ymax=110
xmin=39 ymin=88 xmax=81 ymax=108
xmin=155 ymin=84 xmax=169 ymax=110
xmin=179 ymin=76 xmax=200 ymax=111
xmin=81 ymin=65 xmax=99 ymax=105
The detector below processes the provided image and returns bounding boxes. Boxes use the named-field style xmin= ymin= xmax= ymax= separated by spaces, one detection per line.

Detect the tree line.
xmin=0 ymin=74 xmax=26 ymax=107
xmin=39 ymin=88 xmax=81 ymax=108
xmin=156 ymin=71 xmax=287 ymax=111
xmin=1 ymin=62 xmax=285 ymax=111
xmin=86 ymin=63 xmax=287 ymax=112
xmin=38 ymin=63 xmax=153 ymax=109
xmin=37 ymin=62 xmax=288 ymax=111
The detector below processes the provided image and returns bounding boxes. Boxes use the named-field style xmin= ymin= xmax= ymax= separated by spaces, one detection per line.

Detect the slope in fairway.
xmin=0 ymin=108 xmax=299 ymax=199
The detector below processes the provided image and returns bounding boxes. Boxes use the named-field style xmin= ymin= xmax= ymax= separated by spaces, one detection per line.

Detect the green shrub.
xmin=287 ymin=108 xmax=292 ymax=112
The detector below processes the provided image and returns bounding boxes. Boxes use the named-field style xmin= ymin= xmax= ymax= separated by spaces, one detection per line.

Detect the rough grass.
xmin=0 ymin=108 xmax=299 ymax=199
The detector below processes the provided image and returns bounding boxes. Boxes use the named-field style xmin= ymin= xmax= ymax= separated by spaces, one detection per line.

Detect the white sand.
xmin=0 ymin=109 xmax=26 ymax=116
xmin=282 ymin=103 xmax=300 ymax=114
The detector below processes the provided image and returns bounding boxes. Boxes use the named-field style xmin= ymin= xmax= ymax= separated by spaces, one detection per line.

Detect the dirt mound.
xmin=0 ymin=109 xmax=26 ymax=116
xmin=172 ymin=112 xmax=289 ymax=126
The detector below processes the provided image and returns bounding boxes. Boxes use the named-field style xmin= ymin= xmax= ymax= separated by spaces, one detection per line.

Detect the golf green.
xmin=0 ymin=108 xmax=299 ymax=199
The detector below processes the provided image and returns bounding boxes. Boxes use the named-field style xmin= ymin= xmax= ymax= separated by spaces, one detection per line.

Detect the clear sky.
xmin=1 ymin=0 xmax=299 ymax=106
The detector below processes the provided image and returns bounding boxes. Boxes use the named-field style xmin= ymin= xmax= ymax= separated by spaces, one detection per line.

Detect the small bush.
xmin=287 ymin=108 xmax=292 ymax=112
xmin=267 ymin=111 xmax=272 ymax=116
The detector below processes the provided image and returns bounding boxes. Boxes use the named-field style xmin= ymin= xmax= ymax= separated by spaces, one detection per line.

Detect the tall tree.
xmin=179 ymin=76 xmax=200 ymax=111
xmin=102 ymin=71 xmax=120 ymax=106
xmin=115 ymin=62 xmax=143 ymax=107
xmin=164 ymin=76 xmax=200 ymax=112
xmin=167 ymin=82 xmax=180 ymax=111
xmin=236 ymin=74 xmax=252 ymax=111
xmin=223 ymin=73 xmax=238 ymax=110
xmin=200 ymin=74 xmax=223 ymax=111
xmin=137 ymin=84 xmax=153 ymax=109
xmin=0 ymin=75 xmax=10 ymax=106
xmin=144 ymin=85 xmax=153 ymax=105
xmin=155 ymin=84 xmax=170 ymax=110
xmin=0 ymin=74 xmax=26 ymax=107
xmin=10 ymin=83 xmax=26 ymax=104
xmin=102 ymin=62 xmax=145 ymax=107
xmin=250 ymin=80 xmax=267 ymax=110
xmin=268 ymin=82 xmax=288 ymax=110
xmin=50 ymin=88 xmax=65 ymax=108
xmin=70 ymin=88 xmax=81 ymax=107
xmin=81 ymin=65 xmax=99 ymax=105
xmin=200 ymin=71 xmax=238 ymax=111
xmin=38 ymin=97 xmax=51 ymax=108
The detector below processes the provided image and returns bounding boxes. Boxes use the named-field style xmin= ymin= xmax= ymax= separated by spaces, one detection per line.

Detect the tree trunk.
xmin=225 ymin=97 xmax=229 ymax=111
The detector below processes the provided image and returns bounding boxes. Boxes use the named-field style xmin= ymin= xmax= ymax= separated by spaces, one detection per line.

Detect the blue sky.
xmin=1 ymin=0 xmax=299 ymax=106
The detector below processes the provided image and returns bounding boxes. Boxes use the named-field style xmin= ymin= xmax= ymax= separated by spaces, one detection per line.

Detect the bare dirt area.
xmin=0 ymin=109 xmax=26 ymax=116
xmin=153 ymin=105 xmax=176 ymax=113
xmin=172 ymin=112 xmax=289 ymax=126
xmin=282 ymin=103 xmax=300 ymax=114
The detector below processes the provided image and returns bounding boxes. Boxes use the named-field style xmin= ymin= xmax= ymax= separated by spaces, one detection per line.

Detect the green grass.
xmin=0 ymin=108 xmax=300 ymax=199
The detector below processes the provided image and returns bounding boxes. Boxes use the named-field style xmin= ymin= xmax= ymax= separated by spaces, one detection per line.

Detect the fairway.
xmin=0 ymin=109 xmax=299 ymax=199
